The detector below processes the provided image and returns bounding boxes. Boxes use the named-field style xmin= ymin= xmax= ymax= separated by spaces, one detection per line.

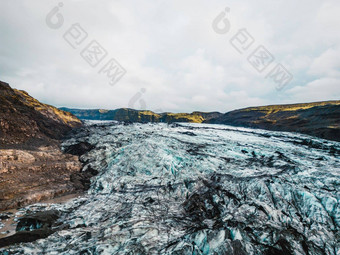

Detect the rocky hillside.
xmin=59 ymin=107 xmax=222 ymax=123
xmin=0 ymin=81 xmax=82 ymax=146
xmin=0 ymin=146 xmax=82 ymax=210
xmin=0 ymin=80 xmax=84 ymax=211
xmin=207 ymin=101 xmax=340 ymax=142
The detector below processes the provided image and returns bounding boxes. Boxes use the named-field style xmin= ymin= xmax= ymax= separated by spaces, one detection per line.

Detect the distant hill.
xmin=206 ymin=101 xmax=340 ymax=142
xmin=2 ymin=80 xmax=338 ymax=143
xmin=0 ymin=81 xmax=82 ymax=146
xmin=59 ymin=107 xmax=223 ymax=124
xmin=60 ymin=101 xmax=340 ymax=141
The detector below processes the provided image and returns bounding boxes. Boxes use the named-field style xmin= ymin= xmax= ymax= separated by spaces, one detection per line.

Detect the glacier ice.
xmin=0 ymin=122 xmax=339 ymax=254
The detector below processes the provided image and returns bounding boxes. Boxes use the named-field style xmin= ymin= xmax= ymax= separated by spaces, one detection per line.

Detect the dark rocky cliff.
xmin=207 ymin=101 xmax=340 ymax=142
xmin=0 ymin=81 xmax=82 ymax=146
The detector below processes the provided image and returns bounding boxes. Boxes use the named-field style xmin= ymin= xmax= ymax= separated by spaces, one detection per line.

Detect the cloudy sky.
xmin=1 ymin=0 xmax=339 ymax=112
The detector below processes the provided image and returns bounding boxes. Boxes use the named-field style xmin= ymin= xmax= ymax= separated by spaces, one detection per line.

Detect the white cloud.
xmin=309 ymin=47 xmax=340 ymax=78
xmin=287 ymin=78 xmax=340 ymax=103
xmin=0 ymin=0 xmax=339 ymax=113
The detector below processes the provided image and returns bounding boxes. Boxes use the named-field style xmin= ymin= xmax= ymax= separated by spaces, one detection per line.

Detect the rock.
xmin=0 ymin=229 xmax=55 ymax=248
xmin=16 ymin=210 xmax=59 ymax=232
xmin=179 ymin=131 xmax=197 ymax=136
xmin=0 ymin=210 xmax=60 ymax=248
xmin=63 ymin=142 xmax=94 ymax=156
xmin=0 ymin=146 xmax=82 ymax=210
xmin=70 ymin=166 xmax=99 ymax=191
xmin=0 ymin=214 xmax=10 ymax=220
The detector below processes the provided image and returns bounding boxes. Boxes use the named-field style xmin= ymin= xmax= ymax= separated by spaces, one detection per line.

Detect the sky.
xmin=0 ymin=0 xmax=339 ymax=113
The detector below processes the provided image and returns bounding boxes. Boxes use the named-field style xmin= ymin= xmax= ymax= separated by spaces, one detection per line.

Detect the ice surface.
xmin=1 ymin=122 xmax=339 ymax=254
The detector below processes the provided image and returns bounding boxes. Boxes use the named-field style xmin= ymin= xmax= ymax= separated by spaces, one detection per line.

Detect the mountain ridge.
xmin=207 ymin=100 xmax=340 ymax=142
xmin=59 ymin=107 xmax=223 ymax=124
xmin=60 ymin=100 xmax=340 ymax=142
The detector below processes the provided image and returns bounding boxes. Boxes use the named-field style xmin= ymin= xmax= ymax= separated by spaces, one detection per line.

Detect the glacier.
xmin=1 ymin=122 xmax=339 ymax=254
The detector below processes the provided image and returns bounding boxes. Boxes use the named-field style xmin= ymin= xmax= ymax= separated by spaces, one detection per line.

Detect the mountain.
xmin=59 ymin=107 xmax=222 ymax=123
xmin=0 ymin=81 xmax=82 ymax=146
xmin=207 ymin=101 xmax=340 ymax=142
xmin=61 ymin=101 xmax=340 ymax=142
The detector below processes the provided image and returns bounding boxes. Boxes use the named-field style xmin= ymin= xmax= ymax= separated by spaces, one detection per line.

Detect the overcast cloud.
xmin=0 ymin=0 xmax=339 ymax=112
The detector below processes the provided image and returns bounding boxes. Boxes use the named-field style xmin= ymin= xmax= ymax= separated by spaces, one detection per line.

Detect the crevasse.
xmin=1 ymin=122 xmax=339 ymax=255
